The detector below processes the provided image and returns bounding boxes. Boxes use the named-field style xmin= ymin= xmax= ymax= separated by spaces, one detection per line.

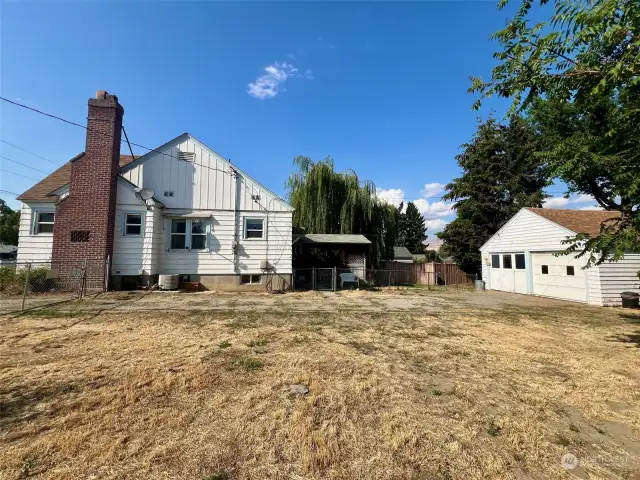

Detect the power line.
xmin=0 ymin=155 xmax=50 ymax=174
xmin=0 ymin=189 xmax=19 ymax=196
xmin=0 ymin=139 xmax=60 ymax=166
xmin=0 ymin=168 xmax=39 ymax=181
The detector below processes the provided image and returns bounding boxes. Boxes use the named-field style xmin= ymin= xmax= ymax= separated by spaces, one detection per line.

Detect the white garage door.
xmin=531 ymin=252 xmax=586 ymax=302
xmin=489 ymin=253 xmax=527 ymax=294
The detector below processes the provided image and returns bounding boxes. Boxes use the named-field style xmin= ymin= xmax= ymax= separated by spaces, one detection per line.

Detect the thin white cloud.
xmin=543 ymin=193 xmax=597 ymax=209
xmin=422 ymin=182 xmax=446 ymax=198
xmin=376 ymin=188 xmax=405 ymax=208
xmin=414 ymin=198 xmax=454 ymax=219
xmin=247 ymin=61 xmax=313 ymax=99
xmin=424 ymin=218 xmax=448 ymax=231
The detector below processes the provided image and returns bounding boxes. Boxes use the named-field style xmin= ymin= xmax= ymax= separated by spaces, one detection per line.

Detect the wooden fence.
xmin=379 ymin=261 xmax=474 ymax=285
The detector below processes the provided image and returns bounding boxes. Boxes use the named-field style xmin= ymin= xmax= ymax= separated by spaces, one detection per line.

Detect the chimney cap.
xmin=96 ymin=90 xmax=108 ymax=99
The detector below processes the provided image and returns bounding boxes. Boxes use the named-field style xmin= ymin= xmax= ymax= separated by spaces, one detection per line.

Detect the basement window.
xmin=566 ymin=266 xmax=575 ymax=276
xmin=541 ymin=265 xmax=549 ymax=275
xmin=241 ymin=274 xmax=261 ymax=285
xmin=34 ymin=211 xmax=55 ymax=234
xmin=515 ymin=254 xmax=526 ymax=270
xmin=491 ymin=255 xmax=500 ymax=268
xmin=124 ymin=213 xmax=143 ymax=236
xmin=71 ymin=230 xmax=90 ymax=242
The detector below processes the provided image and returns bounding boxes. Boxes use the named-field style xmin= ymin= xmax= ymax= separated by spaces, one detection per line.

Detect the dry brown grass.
xmin=1 ymin=290 xmax=640 ymax=479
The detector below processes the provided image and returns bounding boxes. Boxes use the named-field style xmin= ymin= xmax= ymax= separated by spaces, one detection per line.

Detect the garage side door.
xmin=531 ymin=252 xmax=586 ymax=302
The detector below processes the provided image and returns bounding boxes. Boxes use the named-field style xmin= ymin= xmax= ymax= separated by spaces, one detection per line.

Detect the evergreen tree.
xmin=402 ymin=202 xmax=427 ymax=254
xmin=437 ymin=116 xmax=548 ymax=274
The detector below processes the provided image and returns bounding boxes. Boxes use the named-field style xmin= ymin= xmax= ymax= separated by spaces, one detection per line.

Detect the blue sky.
xmin=0 ymin=1 xmax=597 ymax=235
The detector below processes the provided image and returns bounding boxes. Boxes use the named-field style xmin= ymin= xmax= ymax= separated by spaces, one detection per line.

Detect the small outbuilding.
xmin=392 ymin=246 xmax=414 ymax=263
xmin=479 ymin=207 xmax=640 ymax=306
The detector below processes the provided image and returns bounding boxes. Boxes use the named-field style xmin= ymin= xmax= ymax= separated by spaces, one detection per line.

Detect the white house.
xmin=15 ymin=91 xmax=292 ymax=290
xmin=479 ymin=207 xmax=640 ymax=306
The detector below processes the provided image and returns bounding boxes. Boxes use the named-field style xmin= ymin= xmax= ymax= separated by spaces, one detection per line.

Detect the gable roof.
xmin=119 ymin=133 xmax=293 ymax=211
xmin=526 ymin=208 xmax=621 ymax=237
xmin=17 ymin=154 xmax=137 ymax=202
xmin=301 ymin=234 xmax=371 ymax=245
xmin=393 ymin=246 xmax=413 ymax=260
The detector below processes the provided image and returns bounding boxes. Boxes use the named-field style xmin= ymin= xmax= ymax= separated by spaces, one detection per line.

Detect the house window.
xmin=515 ymin=254 xmax=526 ymax=270
xmin=566 ymin=266 xmax=575 ymax=276
xmin=170 ymin=218 xmax=209 ymax=251
xmin=541 ymin=265 xmax=549 ymax=274
xmin=503 ymin=254 xmax=512 ymax=269
xmin=491 ymin=255 xmax=500 ymax=268
xmin=190 ymin=220 xmax=207 ymax=250
xmin=34 ymin=211 xmax=55 ymax=234
xmin=244 ymin=218 xmax=264 ymax=239
xmin=124 ymin=214 xmax=143 ymax=236
xmin=241 ymin=274 xmax=261 ymax=285
xmin=171 ymin=219 xmax=187 ymax=249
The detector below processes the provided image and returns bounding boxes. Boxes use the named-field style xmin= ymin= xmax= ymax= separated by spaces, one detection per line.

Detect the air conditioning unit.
xmin=158 ymin=274 xmax=179 ymax=290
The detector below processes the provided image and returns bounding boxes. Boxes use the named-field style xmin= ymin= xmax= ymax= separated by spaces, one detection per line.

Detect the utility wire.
xmin=0 ymin=139 xmax=60 ymax=166
xmin=0 ymin=168 xmax=39 ymax=181
xmin=0 ymin=155 xmax=51 ymax=174
xmin=0 ymin=189 xmax=19 ymax=196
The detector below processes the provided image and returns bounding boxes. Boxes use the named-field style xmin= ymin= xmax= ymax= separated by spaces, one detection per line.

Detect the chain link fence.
xmin=0 ymin=259 xmax=107 ymax=314
xmin=293 ymin=266 xmax=476 ymax=291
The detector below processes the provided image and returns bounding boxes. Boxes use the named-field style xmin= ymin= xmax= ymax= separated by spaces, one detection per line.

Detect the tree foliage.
xmin=471 ymin=0 xmax=640 ymax=265
xmin=395 ymin=202 xmax=428 ymax=254
xmin=0 ymin=199 xmax=20 ymax=246
xmin=286 ymin=156 xmax=398 ymax=265
xmin=437 ymin=116 xmax=548 ymax=274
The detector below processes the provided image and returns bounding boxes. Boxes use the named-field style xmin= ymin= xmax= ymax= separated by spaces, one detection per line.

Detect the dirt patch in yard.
xmin=1 ymin=290 xmax=639 ymax=479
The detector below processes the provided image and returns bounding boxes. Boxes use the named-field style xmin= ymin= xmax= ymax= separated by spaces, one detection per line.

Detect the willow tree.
xmin=287 ymin=155 xmax=397 ymax=265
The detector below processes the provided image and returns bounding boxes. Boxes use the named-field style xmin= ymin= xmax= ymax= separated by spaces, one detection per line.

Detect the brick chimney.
xmin=52 ymin=91 xmax=124 ymax=265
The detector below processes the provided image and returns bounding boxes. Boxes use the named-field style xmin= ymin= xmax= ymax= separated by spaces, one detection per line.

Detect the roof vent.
xmin=177 ymin=151 xmax=195 ymax=162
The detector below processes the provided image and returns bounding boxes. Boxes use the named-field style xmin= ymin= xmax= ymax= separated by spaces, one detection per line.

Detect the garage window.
xmin=515 ymin=254 xmax=525 ymax=270
xmin=566 ymin=266 xmax=575 ymax=276
xmin=541 ymin=265 xmax=549 ymax=274
xmin=491 ymin=255 xmax=500 ymax=268
xmin=503 ymin=255 xmax=512 ymax=269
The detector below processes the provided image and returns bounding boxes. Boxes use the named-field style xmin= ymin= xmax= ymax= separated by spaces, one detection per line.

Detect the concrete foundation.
xmin=111 ymin=273 xmax=291 ymax=292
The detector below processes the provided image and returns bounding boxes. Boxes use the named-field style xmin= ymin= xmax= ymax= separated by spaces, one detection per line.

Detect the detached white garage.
xmin=480 ymin=208 xmax=640 ymax=306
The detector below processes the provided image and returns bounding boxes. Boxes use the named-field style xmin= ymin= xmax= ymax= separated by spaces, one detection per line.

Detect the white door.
xmin=489 ymin=253 xmax=527 ymax=293
xmin=531 ymin=252 xmax=586 ymax=302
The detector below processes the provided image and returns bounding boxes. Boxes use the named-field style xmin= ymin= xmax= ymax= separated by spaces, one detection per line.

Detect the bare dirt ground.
xmin=1 ymin=287 xmax=639 ymax=479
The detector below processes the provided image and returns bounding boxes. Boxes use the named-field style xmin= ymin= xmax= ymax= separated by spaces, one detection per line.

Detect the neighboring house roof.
xmin=526 ymin=208 xmax=621 ymax=237
xmin=17 ymin=154 xmax=137 ymax=202
xmin=393 ymin=246 xmax=413 ymax=260
xmin=301 ymin=234 xmax=371 ymax=245
xmin=0 ymin=244 xmax=18 ymax=254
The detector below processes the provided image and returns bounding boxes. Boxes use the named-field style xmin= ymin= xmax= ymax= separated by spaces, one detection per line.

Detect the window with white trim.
xmin=244 ymin=218 xmax=264 ymax=239
xmin=241 ymin=274 xmax=261 ymax=285
xmin=124 ymin=213 xmax=143 ymax=236
xmin=170 ymin=218 xmax=208 ymax=251
xmin=34 ymin=211 xmax=55 ymax=234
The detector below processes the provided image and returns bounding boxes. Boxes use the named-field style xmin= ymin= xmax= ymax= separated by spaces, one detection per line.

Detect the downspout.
xmin=231 ymin=167 xmax=240 ymax=274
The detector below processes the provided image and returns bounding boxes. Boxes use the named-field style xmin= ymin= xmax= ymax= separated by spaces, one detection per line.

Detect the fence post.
xmin=80 ymin=259 xmax=88 ymax=299
xmin=312 ymin=267 xmax=316 ymax=291
xmin=21 ymin=263 xmax=31 ymax=311
xmin=104 ymin=255 xmax=110 ymax=292
xmin=333 ymin=266 xmax=337 ymax=292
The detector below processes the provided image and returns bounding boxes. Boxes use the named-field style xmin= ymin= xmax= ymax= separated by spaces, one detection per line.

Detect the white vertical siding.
xmin=595 ymin=254 xmax=640 ymax=307
xmin=16 ymin=202 xmax=55 ymax=263
xmin=121 ymin=135 xmax=292 ymax=213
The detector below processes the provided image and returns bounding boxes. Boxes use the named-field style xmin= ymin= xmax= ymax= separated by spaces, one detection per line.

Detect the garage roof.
xmin=301 ymin=234 xmax=371 ymax=245
xmin=527 ymin=208 xmax=621 ymax=237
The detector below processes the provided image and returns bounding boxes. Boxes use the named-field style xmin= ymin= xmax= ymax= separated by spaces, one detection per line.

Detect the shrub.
xmin=0 ymin=266 xmax=55 ymax=295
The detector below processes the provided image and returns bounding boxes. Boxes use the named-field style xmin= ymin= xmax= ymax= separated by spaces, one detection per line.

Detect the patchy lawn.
xmin=1 ymin=289 xmax=639 ymax=479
